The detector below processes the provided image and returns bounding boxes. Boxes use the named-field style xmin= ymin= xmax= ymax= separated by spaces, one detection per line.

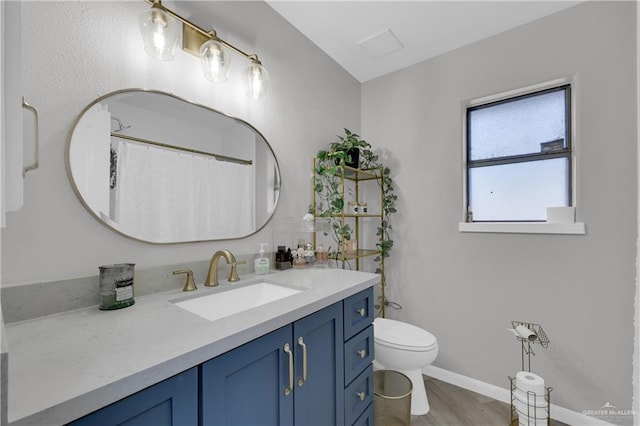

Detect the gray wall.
xmin=362 ymin=1 xmax=636 ymax=416
xmin=1 ymin=1 xmax=360 ymax=284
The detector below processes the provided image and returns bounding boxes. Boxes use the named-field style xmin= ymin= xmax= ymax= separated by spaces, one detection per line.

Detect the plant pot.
xmin=346 ymin=147 xmax=360 ymax=168
xmin=335 ymin=148 xmax=360 ymax=168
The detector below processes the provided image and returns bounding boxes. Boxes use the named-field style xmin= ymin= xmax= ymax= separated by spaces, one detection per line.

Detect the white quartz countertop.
xmin=3 ymin=268 xmax=379 ymax=426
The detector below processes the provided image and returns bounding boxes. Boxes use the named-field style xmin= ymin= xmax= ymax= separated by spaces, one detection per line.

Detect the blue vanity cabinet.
xmin=200 ymin=325 xmax=294 ymax=426
xmin=343 ymin=288 xmax=375 ymax=425
xmin=68 ymin=367 xmax=198 ymax=426
xmin=200 ymin=301 xmax=344 ymax=426
xmin=66 ymin=288 xmax=374 ymax=426
xmin=292 ymin=301 xmax=344 ymax=425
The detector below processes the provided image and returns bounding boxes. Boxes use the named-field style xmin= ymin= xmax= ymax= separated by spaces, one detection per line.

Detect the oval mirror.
xmin=67 ymin=89 xmax=281 ymax=243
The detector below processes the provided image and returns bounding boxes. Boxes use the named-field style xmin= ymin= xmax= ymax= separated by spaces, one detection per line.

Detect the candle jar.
xmin=293 ymin=257 xmax=306 ymax=269
xmin=99 ymin=263 xmax=135 ymax=310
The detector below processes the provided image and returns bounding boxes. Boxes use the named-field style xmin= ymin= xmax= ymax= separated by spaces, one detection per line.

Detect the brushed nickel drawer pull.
xmin=357 ymin=349 xmax=366 ymax=358
xmin=356 ymin=391 xmax=366 ymax=401
xmin=22 ymin=97 xmax=39 ymax=176
xmin=298 ymin=336 xmax=307 ymax=387
xmin=357 ymin=308 xmax=366 ymax=317
xmin=284 ymin=343 xmax=293 ymax=396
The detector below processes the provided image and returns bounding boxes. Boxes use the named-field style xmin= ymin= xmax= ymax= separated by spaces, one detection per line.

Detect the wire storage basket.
xmin=509 ymin=376 xmax=552 ymax=426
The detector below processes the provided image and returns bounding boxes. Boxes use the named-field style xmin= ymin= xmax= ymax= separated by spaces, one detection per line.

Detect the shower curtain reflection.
xmin=111 ymin=139 xmax=253 ymax=242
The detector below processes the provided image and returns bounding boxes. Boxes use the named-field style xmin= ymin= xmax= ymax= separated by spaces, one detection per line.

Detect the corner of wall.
xmin=634 ymin=1 xmax=640 ymax=423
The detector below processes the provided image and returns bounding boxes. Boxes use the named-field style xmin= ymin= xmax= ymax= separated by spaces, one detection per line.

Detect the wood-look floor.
xmin=408 ymin=376 xmax=568 ymax=426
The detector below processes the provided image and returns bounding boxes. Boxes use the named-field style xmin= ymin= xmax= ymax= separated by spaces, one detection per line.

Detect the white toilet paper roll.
xmin=515 ymin=325 xmax=537 ymax=342
xmin=514 ymin=398 xmax=548 ymax=419
xmin=514 ymin=389 xmax=548 ymax=408
xmin=515 ymin=371 xmax=545 ymax=395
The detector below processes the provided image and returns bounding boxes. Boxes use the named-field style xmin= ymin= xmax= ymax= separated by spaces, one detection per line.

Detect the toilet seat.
xmin=374 ymin=317 xmax=437 ymax=352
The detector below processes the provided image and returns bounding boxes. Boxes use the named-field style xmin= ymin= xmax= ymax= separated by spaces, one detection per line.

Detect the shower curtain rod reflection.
xmin=110 ymin=133 xmax=253 ymax=166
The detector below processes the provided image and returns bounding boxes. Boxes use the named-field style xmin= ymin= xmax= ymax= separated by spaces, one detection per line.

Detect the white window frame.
xmin=459 ymin=77 xmax=585 ymax=235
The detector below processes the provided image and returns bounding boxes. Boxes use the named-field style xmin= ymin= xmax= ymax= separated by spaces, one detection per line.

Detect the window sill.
xmin=458 ymin=222 xmax=586 ymax=235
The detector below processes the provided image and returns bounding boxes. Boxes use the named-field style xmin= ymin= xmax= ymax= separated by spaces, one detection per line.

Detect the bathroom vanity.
xmin=1 ymin=269 xmax=378 ymax=426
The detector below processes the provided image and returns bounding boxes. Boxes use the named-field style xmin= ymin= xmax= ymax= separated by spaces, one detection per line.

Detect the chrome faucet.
xmin=205 ymin=250 xmax=244 ymax=287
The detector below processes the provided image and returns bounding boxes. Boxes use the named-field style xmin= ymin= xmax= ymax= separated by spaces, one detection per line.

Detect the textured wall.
xmin=362 ymin=1 xmax=636 ymax=419
xmin=2 ymin=1 xmax=360 ymax=284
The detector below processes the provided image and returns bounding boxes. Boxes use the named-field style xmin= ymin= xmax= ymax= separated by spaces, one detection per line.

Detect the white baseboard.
xmin=422 ymin=365 xmax=616 ymax=426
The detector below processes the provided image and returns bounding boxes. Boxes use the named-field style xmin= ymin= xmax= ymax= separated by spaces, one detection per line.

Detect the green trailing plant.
xmin=312 ymin=128 xmax=396 ymax=274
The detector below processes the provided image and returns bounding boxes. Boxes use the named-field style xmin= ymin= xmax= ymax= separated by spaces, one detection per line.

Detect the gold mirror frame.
xmin=66 ymin=89 xmax=281 ymax=244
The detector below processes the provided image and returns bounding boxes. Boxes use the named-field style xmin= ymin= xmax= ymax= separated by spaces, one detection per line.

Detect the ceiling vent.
xmin=357 ymin=28 xmax=404 ymax=59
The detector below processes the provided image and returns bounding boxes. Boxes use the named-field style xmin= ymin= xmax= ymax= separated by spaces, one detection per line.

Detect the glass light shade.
xmin=138 ymin=8 xmax=179 ymax=61
xmin=243 ymin=61 xmax=269 ymax=99
xmin=200 ymin=40 xmax=231 ymax=83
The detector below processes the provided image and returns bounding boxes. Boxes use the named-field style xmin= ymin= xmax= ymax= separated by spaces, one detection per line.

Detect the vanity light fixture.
xmin=138 ymin=4 xmax=180 ymax=61
xmin=138 ymin=0 xmax=269 ymax=99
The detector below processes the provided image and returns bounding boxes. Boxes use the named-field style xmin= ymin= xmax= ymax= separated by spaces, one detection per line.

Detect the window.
xmin=465 ymin=84 xmax=572 ymax=222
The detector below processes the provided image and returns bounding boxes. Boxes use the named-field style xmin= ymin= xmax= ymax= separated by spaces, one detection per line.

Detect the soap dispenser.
xmin=255 ymin=243 xmax=270 ymax=275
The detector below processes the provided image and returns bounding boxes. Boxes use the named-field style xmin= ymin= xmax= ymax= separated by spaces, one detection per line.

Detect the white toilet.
xmin=373 ymin=317 xmax=439 ymax=416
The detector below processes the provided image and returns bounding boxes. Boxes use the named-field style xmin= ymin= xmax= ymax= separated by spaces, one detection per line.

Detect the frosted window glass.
xmin=469 ymin=89 xmax=567 ymax=161
xmin=469 ymin=158 xmax=569 ymax=221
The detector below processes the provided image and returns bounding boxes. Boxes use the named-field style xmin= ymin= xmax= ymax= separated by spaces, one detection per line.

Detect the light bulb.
xmin=243 ymin=60 xmax=269 ymax=99
xmin=138 ymin=8 xmax=179 ymax=61
xmin=199 ymin=39 xmax=231 ymax=83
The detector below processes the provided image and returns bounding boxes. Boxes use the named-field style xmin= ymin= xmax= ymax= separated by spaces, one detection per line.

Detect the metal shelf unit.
xmin=312 ymin=159 xmax=387 ymax=316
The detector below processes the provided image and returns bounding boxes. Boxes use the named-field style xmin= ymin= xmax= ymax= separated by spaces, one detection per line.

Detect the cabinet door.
xmin=1 ymin=0 xmax=24 ymax=221
xmin=200 ymin=325 xmax=294 ymax=426
xmin=69 ymin=367 xmax=198 ymax=426
xmin=293 ymin=301 xmax=344 ymax=426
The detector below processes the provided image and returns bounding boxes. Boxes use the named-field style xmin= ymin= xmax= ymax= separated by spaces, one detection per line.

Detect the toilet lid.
xmin=374 ymin=317 xmax=437 ymax=351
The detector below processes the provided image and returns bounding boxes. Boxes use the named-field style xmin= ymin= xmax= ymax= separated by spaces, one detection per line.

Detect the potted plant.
xmin=326 ymin=128 xmax=371 ymax=169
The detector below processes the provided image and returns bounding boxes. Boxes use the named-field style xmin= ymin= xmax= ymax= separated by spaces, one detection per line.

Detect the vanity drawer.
xmin=344 ymin=325 xmax=374 ymax=385
xmin=344 ymin=364 xmax=373 ymax=426
xmin=351 ymin=401 xmax=374 ymax=426
xmin=343 ymin=287 xmax=374 ymax=340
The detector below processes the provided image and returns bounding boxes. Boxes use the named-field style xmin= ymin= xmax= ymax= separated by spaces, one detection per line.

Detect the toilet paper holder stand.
xmin=508 ymin=321 xmax=552 ymax=426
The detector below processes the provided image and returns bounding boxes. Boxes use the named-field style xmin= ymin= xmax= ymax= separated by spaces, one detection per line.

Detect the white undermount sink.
xmin=173 ymin=281 xmax=302 ymax=322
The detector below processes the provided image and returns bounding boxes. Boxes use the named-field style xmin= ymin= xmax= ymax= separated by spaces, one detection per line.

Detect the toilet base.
xmin=373 ymin=361 xmax=430 ymax=416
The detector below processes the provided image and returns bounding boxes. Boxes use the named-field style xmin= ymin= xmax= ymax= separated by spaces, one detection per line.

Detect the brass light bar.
xmin=144 ymin=0 xmax=263 ymax=64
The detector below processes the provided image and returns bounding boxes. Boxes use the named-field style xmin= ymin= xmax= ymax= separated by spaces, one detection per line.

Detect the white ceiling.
xmin=266 ymin=1 xmax=582 ymax=82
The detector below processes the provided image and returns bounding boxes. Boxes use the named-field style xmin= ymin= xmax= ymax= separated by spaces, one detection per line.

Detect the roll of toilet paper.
xmin=514 ymin=398 xmax=547 ymax=419
xmin=515 ymin=325 xmax=537 ymax=342
xmin=514 ymin=389 xmax=548 ymax=408
xmin=515 ymin=371 xmax=545 ymax=395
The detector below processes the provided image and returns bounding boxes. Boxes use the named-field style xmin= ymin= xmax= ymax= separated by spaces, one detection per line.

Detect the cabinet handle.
xmin=356 ymin=391 xmax=366 ymax=401
xmin=357 ymin=349 xmax=367 ymax=358
xmin=284 ymin=343 xmax=293 ymax=396
xmin=22 ymin=98 xmax=39 ymax=177
xmin=298 ymin=336 xmax=307 ymax=387
xmin=357 ymin=308 xmax=366 ymax=317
